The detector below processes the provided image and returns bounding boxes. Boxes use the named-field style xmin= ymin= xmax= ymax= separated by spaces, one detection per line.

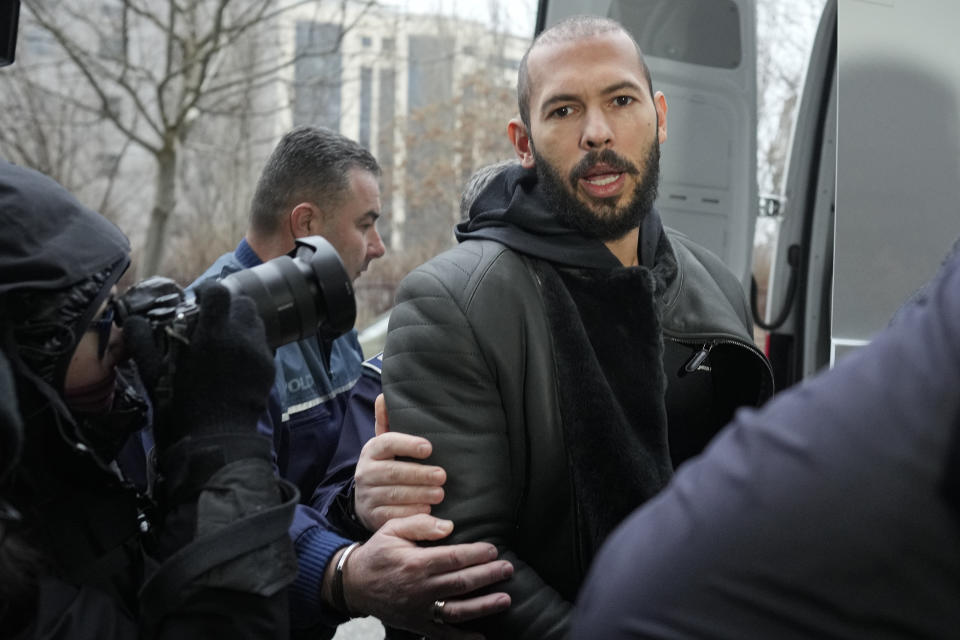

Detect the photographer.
xmin=0 ymin=160 xmax=297 ymax=639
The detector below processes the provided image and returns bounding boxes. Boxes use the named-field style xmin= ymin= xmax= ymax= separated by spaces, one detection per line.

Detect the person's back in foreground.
xmin=381 ymin=16 xmax=772 ymax=639
xmin=572 ymin=241 xmax=960 ymax=639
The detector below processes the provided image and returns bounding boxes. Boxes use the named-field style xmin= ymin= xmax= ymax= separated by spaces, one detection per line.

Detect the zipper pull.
xmin=683 ymin=343 xmax=713 ymax=373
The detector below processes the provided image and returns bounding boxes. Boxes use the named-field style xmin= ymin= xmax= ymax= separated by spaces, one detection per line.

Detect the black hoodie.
xmin=0 ymin=161 xmax=130 ymax=296
xmin=455 ymin=163 xmax=663 ymax=270
xmin=0 ymin=162 xmax=141 ymax=637
xmin=0 ymin=161 xmax=130 ymax=420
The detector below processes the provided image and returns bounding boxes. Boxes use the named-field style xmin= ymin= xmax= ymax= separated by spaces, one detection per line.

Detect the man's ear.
xmin=289 ymin=202 xmax=319 ymax=238
xmin=508 ymin=118 xmax=536 ymax=169
xmin=654 ymin=91 xmax=668 ymax=145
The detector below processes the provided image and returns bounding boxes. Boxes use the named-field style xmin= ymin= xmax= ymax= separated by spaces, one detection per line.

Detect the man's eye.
xmin=614 ymin=96 xmax=634 ymax=106
xmin=550 ymin=106 xmax=571 ymax=118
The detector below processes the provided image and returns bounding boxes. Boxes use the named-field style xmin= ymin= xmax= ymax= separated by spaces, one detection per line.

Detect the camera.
xmin=113 ymin=236 xmax=356 ymax=351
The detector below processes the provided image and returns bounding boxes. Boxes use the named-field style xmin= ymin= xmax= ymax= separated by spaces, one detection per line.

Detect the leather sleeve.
xmin=382 ymin=243 xmax=572 ymax=639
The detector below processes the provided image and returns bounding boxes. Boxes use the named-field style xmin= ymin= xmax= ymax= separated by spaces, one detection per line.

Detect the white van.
xmin=768 ymin=0 xmax=960 ymax=388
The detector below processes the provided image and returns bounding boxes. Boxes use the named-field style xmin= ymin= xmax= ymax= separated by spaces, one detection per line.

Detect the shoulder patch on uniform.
xmin=362 ymin=352 xmax=383 ymax=374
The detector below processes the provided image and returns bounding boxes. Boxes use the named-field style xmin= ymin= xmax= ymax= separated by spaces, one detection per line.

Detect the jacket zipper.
xmin=668 ymin=334 xmax=775 ymax=387
xmin=683 ymin=343 xmax=713 ymax=373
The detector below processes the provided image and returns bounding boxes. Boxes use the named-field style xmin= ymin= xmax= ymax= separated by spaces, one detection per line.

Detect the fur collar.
xmin=534 ymin=259 xmax=672 ymax=567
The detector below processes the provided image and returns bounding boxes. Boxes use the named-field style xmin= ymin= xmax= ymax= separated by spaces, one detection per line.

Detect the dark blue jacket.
xmin=571 ymin=246 xmax=960 ymax=639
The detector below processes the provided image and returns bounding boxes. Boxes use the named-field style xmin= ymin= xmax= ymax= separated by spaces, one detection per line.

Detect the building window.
xmin=377 ymin=67 xmax=396 ymax=248
xmin=407 ymin=35 xmax=454 ymax=111
xmin=103 ymin=94 xmax=122 ymax=118
xmin=22 ymin=29 xmax=54 ymax=59
xmin=294 ymin=21 xmax=343 ymax=130
xmin=361 ymin=36 xmax=373 ymax=48
xmin=99 ymin=34 xmax=124 ymax=60
xmin=405 ymin=35 xmax=455 ymax=239
xmin=359 ymin=67 xmax=373 ymax=150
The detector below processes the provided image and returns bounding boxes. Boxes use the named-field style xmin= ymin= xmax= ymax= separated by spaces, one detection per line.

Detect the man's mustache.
xmin=569 ymin=149 xmax=640 ymax=189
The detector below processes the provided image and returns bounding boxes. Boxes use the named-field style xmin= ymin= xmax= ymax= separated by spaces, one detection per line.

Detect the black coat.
xmin=383 ymin=167 xmax=772 ymax=639
xmin=0 ymin=161 xmax=295 ymax=640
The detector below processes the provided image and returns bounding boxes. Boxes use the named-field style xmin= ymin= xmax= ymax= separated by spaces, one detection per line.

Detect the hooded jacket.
xmin=382 ymin=165 xmax=773 ymax=639
xmin=0 ymin=161 xmax=146 ymax=637
xmin=0 ymin=161 xmax=130 ymax=424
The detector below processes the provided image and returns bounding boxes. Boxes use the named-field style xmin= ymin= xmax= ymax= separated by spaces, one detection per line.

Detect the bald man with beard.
xmin=376 ymin=15 xmax=773 ymax=639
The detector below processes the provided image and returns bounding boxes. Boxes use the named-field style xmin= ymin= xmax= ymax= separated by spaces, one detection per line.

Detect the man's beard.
xmin=534 ymin=139 xmax=660 ymax=242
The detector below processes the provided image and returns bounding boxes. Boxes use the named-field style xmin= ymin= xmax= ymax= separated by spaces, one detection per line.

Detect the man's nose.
xmin=581 ymin=111 xmax=614 ymax=150
xmin=368 ymin=229 xmax=386 ymax=259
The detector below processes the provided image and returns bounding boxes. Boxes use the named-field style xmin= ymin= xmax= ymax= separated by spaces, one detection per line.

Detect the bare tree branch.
xmin=122 ymin=0 xmax=173 ymax=36
xmin=12 ymin=0 xmax=390 ymax=276
xmin=156 ymin=0 xmax=177 ymax=129
xmin=27 ymin=4 xmax=165 ymax=150
xmin=97 ymin=135 xmax=135 ymax=215
xmin=172 ymin=0 xmax=231 ymax=132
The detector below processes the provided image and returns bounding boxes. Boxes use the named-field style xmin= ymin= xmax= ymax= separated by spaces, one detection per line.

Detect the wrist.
xmin=332 ymin=480 xmax=371 ymax=539
xmin=350 ymin=484 xmax=375 ymax=534
xmin=324 ymin=541 xmax=362 ymax=617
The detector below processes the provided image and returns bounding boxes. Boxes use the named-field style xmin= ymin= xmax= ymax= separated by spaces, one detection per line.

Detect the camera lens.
xmin=221 ymin=236 xmax=356 ymax=349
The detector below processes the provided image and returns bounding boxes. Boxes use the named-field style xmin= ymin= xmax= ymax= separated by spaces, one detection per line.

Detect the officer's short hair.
xmin=249 ymin=126 xmax=381 ymax=235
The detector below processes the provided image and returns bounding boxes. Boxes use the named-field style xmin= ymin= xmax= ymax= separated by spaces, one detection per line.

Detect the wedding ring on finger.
xmin=432 ymin=599 xmax=446 ymax=625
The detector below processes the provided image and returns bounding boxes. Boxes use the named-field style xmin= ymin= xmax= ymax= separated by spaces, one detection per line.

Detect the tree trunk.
xmin=141 ymin=146 xmax=177 ymax=277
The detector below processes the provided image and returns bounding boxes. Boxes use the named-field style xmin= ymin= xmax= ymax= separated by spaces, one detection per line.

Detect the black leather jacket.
xmin=383 ymin=229 xmax=773 ymax=639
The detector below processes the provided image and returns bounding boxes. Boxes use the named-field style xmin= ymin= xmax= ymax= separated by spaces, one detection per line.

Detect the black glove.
xmin=123 ymin=280 xmax=275 ymax=449
xmin=126 ymin=283 xmax=298 ymax=625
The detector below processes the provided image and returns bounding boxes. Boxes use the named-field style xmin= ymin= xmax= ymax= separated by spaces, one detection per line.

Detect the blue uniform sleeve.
xmin=258 ymin=382 xmax=285 ymax=474
xmin=261 ymin=377 xmax=356 ymax=633
xmin=310 ymin=357 xmax=382 ymax=538
xmin=288 ymin=504 xmax=353 ymax=633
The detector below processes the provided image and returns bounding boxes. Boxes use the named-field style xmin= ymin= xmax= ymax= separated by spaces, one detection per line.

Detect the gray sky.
xmin=380 ymin=0 xmax=537 ymax=37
